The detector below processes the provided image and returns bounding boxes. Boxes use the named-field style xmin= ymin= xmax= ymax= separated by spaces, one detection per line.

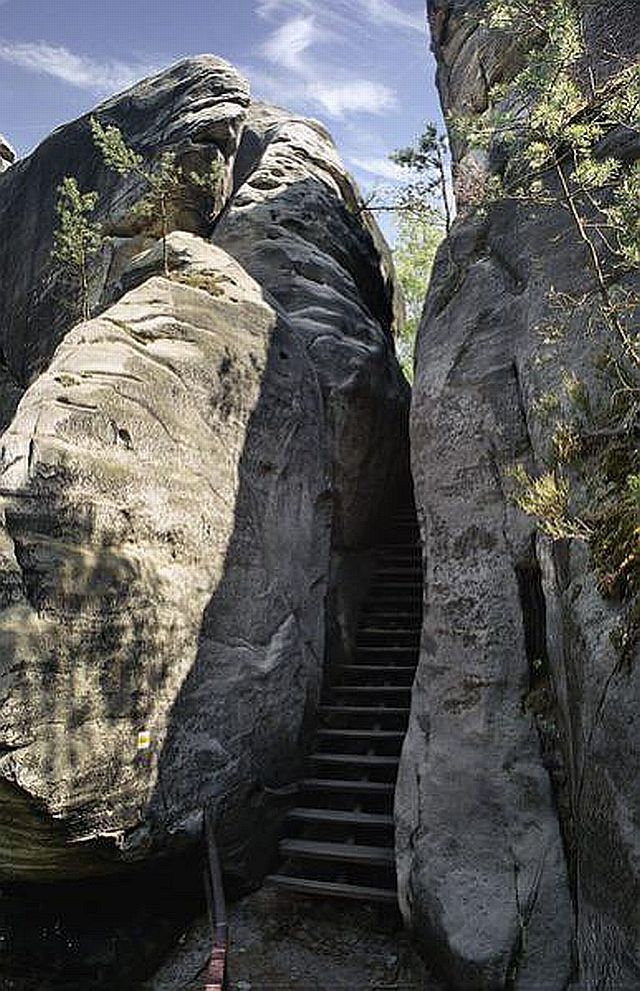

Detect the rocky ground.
xmin=147 ymin=888 xmax=443 ymax=991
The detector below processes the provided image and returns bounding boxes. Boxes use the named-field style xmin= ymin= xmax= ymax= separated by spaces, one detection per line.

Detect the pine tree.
xmin=390 ymin=123 xmax=453 ymax=237
xmin=51 ymin=176 xmax=102 ymax=322
xmin=91 ymin=118 xmax=222 ymax=277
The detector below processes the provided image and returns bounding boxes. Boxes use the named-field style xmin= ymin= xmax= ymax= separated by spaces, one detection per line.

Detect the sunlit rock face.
xmin=0 ymin=238 xmax=329 ymax=884
xmin=0 ymin=56 xmax=249 ymax=406
xmin=0 ymin=55 xmax=408 ymax=905
xmin=0 ymin=134 xmax=15 ymax=173
xmin=397 ymin=3 xmax=640 ymax=989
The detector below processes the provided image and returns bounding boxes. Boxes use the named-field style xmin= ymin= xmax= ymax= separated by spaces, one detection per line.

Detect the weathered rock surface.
xmin=214 ymin=101 xmax=407 ymax=548
xmin=0 ymin=56 xmax=249 ymax=400
xmin=0 ymin=134 xmax=15 ymax=173
xmin=0 ymin=235 xmax=329 ymax=882
xmin=0 ymin=53 xmax=407 ymax=932
xmin=398 ymin=2 xmax=640 ymax=989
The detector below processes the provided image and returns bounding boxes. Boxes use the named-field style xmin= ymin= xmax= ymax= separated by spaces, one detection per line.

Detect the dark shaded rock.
xmin=216 ymin=103 xmax=408 ymax=547
xmin=398 ymin=209 xmax=574 ymax=991
xmin=399 ymin=2 xmax=640 ymax=989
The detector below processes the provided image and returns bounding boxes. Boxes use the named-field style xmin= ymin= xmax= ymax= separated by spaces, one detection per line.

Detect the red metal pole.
xmin=203 ymin=807 xmax=228 ymax=991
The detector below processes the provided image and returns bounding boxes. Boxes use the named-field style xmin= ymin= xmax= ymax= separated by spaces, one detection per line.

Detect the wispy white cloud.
xmin=362 ymin=0 xmax=426 ymax=33
xmin=256 ymin=7 xmax=398 ymax=119
xmin=309 ymin=81 xmax=396 ymax=119
xmin=0 ymin=41 xmax=158 ymax=93
xmin=257 ymin=0 xmax=425 ymax=34
xmin=256 ymin=0 xmax=290 ymax=16
xmin=350 ymin=156 xmax=407 ymax=181
xmin=261 ymin=14 xmax=317 ymax=73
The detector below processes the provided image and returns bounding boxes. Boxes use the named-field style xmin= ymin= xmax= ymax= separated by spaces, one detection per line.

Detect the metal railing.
xmin=202 ymin=806 xmax=228 ymax=991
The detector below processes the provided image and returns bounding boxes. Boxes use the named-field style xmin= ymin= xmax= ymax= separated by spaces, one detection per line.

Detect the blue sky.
xmin=0 ymin=0 xmax=440 ymax=210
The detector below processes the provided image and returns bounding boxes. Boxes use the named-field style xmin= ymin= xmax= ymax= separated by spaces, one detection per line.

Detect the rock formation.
xmin=397 ymin=2 xmax=640 ymax=989
xmin=0 ymin=56 xmax=408 ymax=984
xmin=0 ymin=57 xmax=249 ymax=401
xmin=0 ymin=134 xmax=15 ymax=174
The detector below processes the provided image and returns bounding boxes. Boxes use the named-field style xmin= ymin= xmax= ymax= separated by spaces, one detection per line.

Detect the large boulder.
xmin=0 ymin=56 xmax=249 ymax=401
xmin=0 ymin=234 xmax=330 ymax=882
xmin=215 ymin=103 xmax=404 ymax=546
xmin=0 ymin=58 xmax=408 ymax=984
xmin=398 ymin=2 xmax=640 ymax=989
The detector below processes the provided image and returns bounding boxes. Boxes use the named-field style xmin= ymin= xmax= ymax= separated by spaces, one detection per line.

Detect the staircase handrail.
xmin=202 ymin=805 xmax=228 ymax=991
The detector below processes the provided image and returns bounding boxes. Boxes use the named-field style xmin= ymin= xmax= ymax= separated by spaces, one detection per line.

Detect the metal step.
xmin=300 ymin=778 xmax=395 ymax=795
xmin=356 ymin=640 xmax=419 ymax=650
xmin=271 ymin=504 xmax=421 ymax=909
xmin=336 ymin=664 xmax=416 ymax=677
xmin=335 ymin=666 xmax=416 ymax=685
xmin=355 ymin=645 xmax=418 ymax=655
xmin=359 ymin=618 xmax=421 ymax=629
xmin=327 ymin=685 xmax=412 ymax=698
xmin=357 ymin=632 xmax=420 ymax=645
xmin=266 ymin=874 xmax=397 ymax=904
xmin=361 ymin=608 xmax=422 ymax=617
xmin=351 ymin=656 xmax=418 ymax=668
xmin=319 ymin=706 xmax=410 ymax=717
xmin=370 ymin=578 xmax=422 ymax=588
xmin=308 ymin=753 xmax=400 ymax=769
xmin=375 ymin=566 xmax=422 ymax=576
xmin=367 ymin=590 xmax=422 ymax=602
xmin=316 ymin=728 xmax=405 ymax=742
xmin=286 ymin=807 xmax=394 ymax=828
xmin=280 ymin=839 xmax=395 ymax=866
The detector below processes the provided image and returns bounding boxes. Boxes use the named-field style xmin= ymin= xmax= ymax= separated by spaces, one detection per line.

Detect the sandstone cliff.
xmin=398 ymin=3 xmax=640 ymax=989
xmin=0 ymin=56 xmax=408 ymax=985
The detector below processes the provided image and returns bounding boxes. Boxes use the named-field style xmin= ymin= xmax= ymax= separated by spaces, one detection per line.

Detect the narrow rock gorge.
xmin=1 ymin=3 xmax=639 ymax=989
xmin=397 ymin=2 xmax=640 ymax=989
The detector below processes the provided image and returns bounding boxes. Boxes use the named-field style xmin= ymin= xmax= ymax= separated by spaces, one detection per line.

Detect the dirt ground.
xmin=146 ymin=887 xmax=445 ymax=991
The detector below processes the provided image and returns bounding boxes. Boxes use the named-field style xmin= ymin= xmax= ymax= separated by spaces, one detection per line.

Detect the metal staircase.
xmin=267 ymin=506 xmax=422 ymax=904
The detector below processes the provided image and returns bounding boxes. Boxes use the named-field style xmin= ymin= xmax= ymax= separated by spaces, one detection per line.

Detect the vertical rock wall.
xmin=0 ymin=59 xmax=408 ymax=893
xmin=398 ymin=2 xmax=640 ymax=988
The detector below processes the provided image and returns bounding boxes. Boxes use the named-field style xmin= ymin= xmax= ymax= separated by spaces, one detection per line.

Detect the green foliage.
xmin=389 ymin=122 xmax=453 ymax=234
xmin=552 ymin=422 xmax=582 ymax=464
xmin=91 ymin=117 xmax=223 ymax=276
xmin=562 ymin=371 xmax=591 ymax=417
xmin=90 ymin=118 xmax=144 ymax=175
xmin=608 ymin=162 xmax=640 ymax=267
xmin=368 ymin=123 xmax=452 ymax=379
xmin=51 ymin=176 xmax=103 ymax=321
xmin=456 ymin=0 xmax=640 ymax=604
xmin=591 ymin=462 xmax=640 ymax=600
xmin=391 ymin=124 xmax=446 ymax=200
xmin=188 ymin=162 xmax=224 ymax=222
xmin=509 ymin=465 xmax=592 ymax=541
xmin=393 ymin=213 xmax=443 ymax=379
